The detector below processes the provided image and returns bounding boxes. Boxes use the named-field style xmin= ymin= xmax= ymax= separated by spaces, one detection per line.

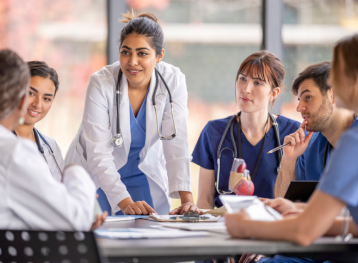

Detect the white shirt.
xmin=65 ymin=61 xmax=192 ymax=214
xmin=0 ymin=124 xmax=96 ymax=231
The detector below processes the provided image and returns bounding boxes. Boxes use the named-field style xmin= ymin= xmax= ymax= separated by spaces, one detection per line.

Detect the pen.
xmin=267 ymin=142 xmax=290 ymax=154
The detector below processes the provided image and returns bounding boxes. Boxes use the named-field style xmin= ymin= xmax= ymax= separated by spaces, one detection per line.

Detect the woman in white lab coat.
xmin=66 ymin=12 xmax=197 ymax=215
xmin=0 ymin=49 xmax=96 ymax=231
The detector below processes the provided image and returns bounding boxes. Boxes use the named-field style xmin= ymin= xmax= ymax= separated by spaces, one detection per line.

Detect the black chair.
xmin=0 ymin=230 xmax=104 ymax=263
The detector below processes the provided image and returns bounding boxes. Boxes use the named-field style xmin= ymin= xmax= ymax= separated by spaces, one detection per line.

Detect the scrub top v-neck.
xmin=97 ymin=89 xmax=153 ymax=214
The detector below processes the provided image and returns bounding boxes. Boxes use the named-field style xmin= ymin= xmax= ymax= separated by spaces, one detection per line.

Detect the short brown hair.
xmin=291 ymin=62 xmax=331 ymax=96
xmin=333 ymin=34 xmax=358 ymax=83
xmin=236 ymin=50 xmax=285 ymax=106
xmin=0 ymin=49 xmax=29 ymax=120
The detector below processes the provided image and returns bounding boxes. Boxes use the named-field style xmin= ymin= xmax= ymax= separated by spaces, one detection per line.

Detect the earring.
xmin=19 ymin=116 xmax=25 ymax=125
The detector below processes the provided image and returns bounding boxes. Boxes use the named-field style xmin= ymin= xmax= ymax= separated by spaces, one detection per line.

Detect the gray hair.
xmin=0 ymin=49 xmax=29 ymax=120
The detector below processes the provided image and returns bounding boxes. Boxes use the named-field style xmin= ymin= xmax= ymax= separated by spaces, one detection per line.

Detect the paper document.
xmin=95 ymin=228 xmax=209 ymax=239
xmin=149 ymin=214 xmax=219 ymax=222
xmin=160 ymin=222 xmax=227 ymax=234
xmin=219 ymin=195 xmax=282 ymax=221
xmin=105 ymin=215 xmax=149 ymax=222
xmin=202 ymin=206 xmax=227 ymax=216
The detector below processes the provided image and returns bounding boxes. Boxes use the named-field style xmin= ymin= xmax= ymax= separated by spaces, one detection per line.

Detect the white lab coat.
xmin=65 ymin=61 xmax=192 ymax=214
xmin=38 ymin=132 xmax=65 ymax=182
xmin=0 ymin=124 xmax=96 ymax=231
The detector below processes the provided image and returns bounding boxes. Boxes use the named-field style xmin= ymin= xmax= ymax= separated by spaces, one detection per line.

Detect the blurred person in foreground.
xmin=225 ymin=34 xmax=358 ymax=248
xmin=275 ymin=62 xmax=357 ymax=197
xmin=0 ymin=50 xmax=96 ymax=230
xmin=13 ymin=60 xmax=106 ymax=229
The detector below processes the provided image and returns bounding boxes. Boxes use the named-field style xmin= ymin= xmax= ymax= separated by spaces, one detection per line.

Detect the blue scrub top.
xmin=318 ymin=126 xmax=358 ymax=226
xmin=97 ymin=89 xmax=153 ymax=214
xmin=192 ymin=115 xmax=300 ymax=207
xmin=296 ymin=118 xmax=358 ymax=181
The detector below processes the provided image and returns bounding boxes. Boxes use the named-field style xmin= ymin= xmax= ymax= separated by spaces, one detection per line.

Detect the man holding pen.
xmin=275 ymin=61 xmax=358 ymax=198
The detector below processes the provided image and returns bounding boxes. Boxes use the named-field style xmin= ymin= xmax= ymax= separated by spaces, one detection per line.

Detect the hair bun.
xmin=120 ymin=10 xmax=158 ymax=24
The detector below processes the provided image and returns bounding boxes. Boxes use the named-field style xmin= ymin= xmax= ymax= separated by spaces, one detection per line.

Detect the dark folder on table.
xmin=284 ymin=181 xmax=319 ymax=202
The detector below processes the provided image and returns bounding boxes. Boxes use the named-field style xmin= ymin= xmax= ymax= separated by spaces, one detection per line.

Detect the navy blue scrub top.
xmin=192 ymin=115 xmax=300 ymax=208
xmin=296 ymin=117 xmax=358 ymax=181
xmin=318 ymin=126 xmax=358 ymax=226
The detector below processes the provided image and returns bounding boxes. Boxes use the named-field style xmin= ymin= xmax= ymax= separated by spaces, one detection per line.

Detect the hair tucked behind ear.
xmin=119 ymin=11 xmax=163 ymax=56
xmin=120 ymin=10 xmax=158 ymax=23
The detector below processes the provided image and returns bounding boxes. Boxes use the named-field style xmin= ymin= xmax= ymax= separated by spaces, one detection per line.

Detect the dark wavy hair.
xmin=27 ymin=61 xmax=59 ymax=95
xmin=291 ymin=62 xmax=331 ymax=96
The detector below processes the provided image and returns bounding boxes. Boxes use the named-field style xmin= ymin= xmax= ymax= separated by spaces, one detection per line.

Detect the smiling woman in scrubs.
xmin=225 ymin=34 xmax=358 ymax=246
xmin=66 ymin=12 xmax=197 ymax=215
xmin=192 ymin=51 xmax=301 ymax=209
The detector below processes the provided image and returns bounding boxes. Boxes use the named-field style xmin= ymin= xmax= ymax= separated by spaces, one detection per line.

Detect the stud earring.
xmin=19 ymin=116 xmax=25 ymax=125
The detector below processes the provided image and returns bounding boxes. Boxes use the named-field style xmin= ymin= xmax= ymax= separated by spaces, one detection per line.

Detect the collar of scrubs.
xmin=129 ymin=88 xmax=149 ymax=132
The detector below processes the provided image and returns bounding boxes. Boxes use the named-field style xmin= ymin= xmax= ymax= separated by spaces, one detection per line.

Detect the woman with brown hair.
xmin=193 ymin=50 xmax=301 ymax=210
xmin=225 ymin=34 xmax=358 ymax=246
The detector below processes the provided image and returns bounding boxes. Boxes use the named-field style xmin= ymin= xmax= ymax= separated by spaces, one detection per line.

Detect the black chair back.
xmin=0 ymin=230 xmax=104 ymax=263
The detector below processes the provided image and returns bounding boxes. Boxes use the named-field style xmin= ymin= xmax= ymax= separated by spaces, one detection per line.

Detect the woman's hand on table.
xmin=225 ymin=209 xmax=251 ymax=238
xmin=169 ymin=202 xmax=203 ymax=215
xmin=119 ymin=198 xmax=156 ymax=215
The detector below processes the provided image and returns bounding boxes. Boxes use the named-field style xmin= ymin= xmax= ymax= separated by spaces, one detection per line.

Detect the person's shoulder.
xmin=339 ymin=126 xmax=358 ymax=146
xmin=350 ymin=117 xmax=358 ymax=129
xmin=276 ymin=115 xmax=300 ymax=128
xmin=276 ymin=115 xmax=301 ymax=135
xmin=11 ymin=137 xmax=42 ymax=163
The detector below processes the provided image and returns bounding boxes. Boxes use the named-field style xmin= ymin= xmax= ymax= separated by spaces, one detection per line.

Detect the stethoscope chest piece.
xmin=111 ymin=134 xmax=123 ymax=148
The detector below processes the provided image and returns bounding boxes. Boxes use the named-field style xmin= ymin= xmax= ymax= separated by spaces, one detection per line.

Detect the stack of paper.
xmin=149 ymin=214 xmax=219 ymax=222
xmin=160 ymin=222 xmax=227 ymax=234
xmin=105 ymin=215 xmax=149 ymax=222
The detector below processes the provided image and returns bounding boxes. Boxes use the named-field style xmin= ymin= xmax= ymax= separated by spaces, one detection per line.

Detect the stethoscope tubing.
xmin=216 ymin=112 xmax=282 ymax=195
xmin=113 ymin=66 xmax=176 ymax=147
xmin=34 ymin=128 xmax=64 ymax=180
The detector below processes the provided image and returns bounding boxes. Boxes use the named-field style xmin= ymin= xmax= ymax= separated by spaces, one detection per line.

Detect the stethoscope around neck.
xmin=111 ymin=67 xmax=177 ymax=147
xmin=13 ymin=128 xmax=64 ymax=180
xmin=216 ymin=112 xmax=282 ymax=195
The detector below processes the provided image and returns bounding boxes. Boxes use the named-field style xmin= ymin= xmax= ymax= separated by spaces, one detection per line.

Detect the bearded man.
xmin=275 ymin=61 xmax=358 ymax=197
